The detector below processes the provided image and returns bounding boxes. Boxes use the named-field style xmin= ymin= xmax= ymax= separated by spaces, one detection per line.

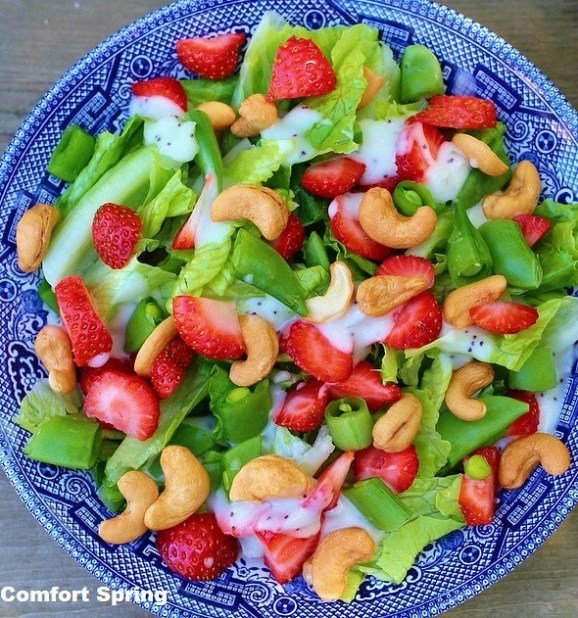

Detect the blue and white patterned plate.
xmin=0 ymin=1 xmax=577 ymax=616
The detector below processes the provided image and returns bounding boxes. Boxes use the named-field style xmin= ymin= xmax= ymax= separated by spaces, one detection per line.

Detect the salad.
xmin=13 ymin=11 xmax=577 ymax=603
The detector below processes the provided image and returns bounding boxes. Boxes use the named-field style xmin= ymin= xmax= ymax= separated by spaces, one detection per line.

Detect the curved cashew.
xmin=144 ymin=446 xmax=210 ymax=531
xmin=452 ymin=133 xmax=509 ymax=177
xmin=34 ymin=325 xmax=77 ymax=394
xmin=211 ymin=184 xmax=289 ymax=241
xmin=99 ymin=471 xmax=159 ymax=544
xmin=17 ymin=204 xmax=60 ymax=272
xmin=197 ymin=101 xmax=237 ymax=132
xmin=482 ymin=160 xmax=541 ymax=219
xmin=230 ymin=315 xmax=279 ymax=387
xmin=443 ymin=275 xmax=508 ymax=328
xmin=303 ymin=527 xmax=375 ymax=602
xmin=358 ymin=67 xmax=385 ymax=109
xmin=499 ymin=433 xmax=570 ymax=489
xmin=134 ymin=316 xmax=178 ymax=378
xmin=357 ymin=274 xmax=429 ymax=317
xmin=229 ymin=455 xmax=312 ymax=502
xmin=444 ymin=362 xmax=494 ymax=421
xmin=359 ymin=187 xmax=437 ymax=249
xmin=372 ymin=393 xmax=423 ymax=452
xmin=306 ymin=261 xmax=355 ymax=323
xmin=231 ymin=94 xmax=279 ymax=137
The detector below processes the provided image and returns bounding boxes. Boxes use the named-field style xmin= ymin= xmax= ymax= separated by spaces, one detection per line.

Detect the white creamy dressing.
xmin=239 ymin=294 xmax=297 ymax=333
xmin=269 ymin=424 xmax=335 ymax=476
xmin=423 ymin=142 xmax=471 ymax=203
xmin=328 ymin=191 xmax=364 ymax=221
xmin=466 ymin=201 xmax=488 ymax=228
xmin=144 ymin=116 xmax=199 ymax=164
xmin=107 ymin=303 xmax=135 ymax=359
xmin=322 ymin=495 xmax=384 ymax=545
xmin=129 ymin=95 xmax=184 ymax=121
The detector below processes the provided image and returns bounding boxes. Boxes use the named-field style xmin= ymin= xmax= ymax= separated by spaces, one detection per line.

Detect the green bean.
xmin=464 ymin=454 xmax=491 ymax=480
xmin=48 ymin=125 xmax=96 ymax=183
xmin=324 ymin=397 xmax=374 ymax=451
xmin=124 ymin=297 xmax=165 ymax=353
xmin=400 ymin=45 xmax=445 ymax=103
xmin=303 ymin=231 xmax=330 ymax=270
xmin=187 ymin=109 xmax=224 ymax=190
xmin=393 ymin=181 xmax=437 ymax=216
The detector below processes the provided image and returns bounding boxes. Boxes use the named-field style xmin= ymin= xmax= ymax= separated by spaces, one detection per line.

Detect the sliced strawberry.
xmin=395 ymin=122 xmax=446 ymax=182
xmin=92 ymin=203 xmax=142 ymax=269
xmin=280 ymin=320 xmax=352 ymax=383
xmin=267 ymin=37 xmax=336 ymax=101
xmin=131 ymin=76 xmax=187 ymax=112
xmin=275 ymin=379 xmax=328 ymax=432
xmin=150 ymin=336 xmax=194 ymax=399
xmin=54 ymin=275 xmax=113 ymax=367
xmin=459 ymin=446 xmax=500 ymax=526
xmin=385 ymin=291 xmax=443 ymax=350
xmin=301 ymin=158 xmax=366 ymax=199
xmin=270 ymin=213 xmax=305 ymax=261
xmin=173 ymin=296 xmax=245 ymax=360
xmin=314 ymin=450 xmax=355 ymax=511
xmin=256 ymin=531 xmax=319 ymax=584
xmin=353 ymin=445 xmax=419 ymax=493
xmin=156 ymin=513 xmax=239 ymax=580
xmin=377 ymin=254 xmax=435 ymax=289
xmin=513 ymin=214 xmax=552 ymax=247
xmin=165 ymin=336 xmax=195 ymax=368
xmin=327 ymin=361 xmax=401 ymax=412
xmin=176 ymin=33 xmax=246 ymax=80
xmin=79 ymin=357 xmax=134 ymax=394
xmin=84 ymin=370 xmax=160 ymax=440
xmin=469 ymin=301 xmax=539 ymax=335
xmin=411 ymin=95 xmax=497 ymax=130
xmin=506 ymin=390 xmax=540 ymax=436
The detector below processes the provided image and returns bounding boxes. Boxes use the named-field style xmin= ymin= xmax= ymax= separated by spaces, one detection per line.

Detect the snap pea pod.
xmin=222 ymin=436 xmax=262 ymax=492
xmin=202 ymin=450 xmax=224 ymax=492
xmin=124 ymin=297 xmax=165 ymax=353
xmin=303 ymin=231 xmax=330 ymax=270
xmin=400 ymin=45 xmax=445 ymax=103
xmin=38 ymin=278 xmax=59 ymax=314
xmin=324 ymin=397 xmax=374 ymax=451
xmin=508 ymin=346 xmax=557 ymax=391
xmin=181 ymin=76 xmax=238 ymax=106
xmin=393 ymin=181 xmax=437 ymax=216
xmin=48 ymin=124 xmax=96 ymax=183
xmin=186 ymin=109 xmax=223 ymax=191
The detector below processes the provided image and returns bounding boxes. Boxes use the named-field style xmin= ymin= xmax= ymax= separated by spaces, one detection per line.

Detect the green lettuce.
xmin=294 ymin=265 xmax=330 ymax=297
xmin=380 ymin=345 xmax=402 ymax=384
xmin=420 ymin=354 xmax=453 ymax=411
xmin=224 ymin=139 xmax=294 ymax=185
xmin=540 ymin=295 xmax=578 ymax=352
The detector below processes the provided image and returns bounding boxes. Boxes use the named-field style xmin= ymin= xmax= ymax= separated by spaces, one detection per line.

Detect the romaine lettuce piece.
xmin=224 ymin=139 xmax=295 ymax=185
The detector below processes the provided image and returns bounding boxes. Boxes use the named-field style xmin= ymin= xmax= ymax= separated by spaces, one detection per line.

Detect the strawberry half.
xmin=385 ymin=291 xmax=443 ymax=350
xmin=459 ymin=446 xmax=500 ymax=526
xmin=156 ymin=513 xmax=239 ymax=580
xmin=410 ymin=95 xmax=497 ymax=130
xmin=315 ymin=450 xmax=355 ymax=511
xmin=54 ymin=275 xmax=113 ymax=367
xmin=92 ymin=203 xmax=142 ymax=269
xmin=327 ymin=361 xmax=401 ymax=412
xmin=79 ymin=357 xmax=134 ymax=394
xmin=150 ymin=336 xmax=194 ymax=399
xmin=267 ymin=36 xmax=336 ymax=101
xmin=377 ymin=254 xmax=435 ymax=289
xmin=280 ymin=320 xmax=352 ymax=383
xmin=176 ymin=33 xmax=246 ymax=80
xmin=506 ymin=390 xmax=540 ymax=436
xmin=274 ymin=379 xmax=328 ymax=432
xmin=173 ymin=296 xmax=245 ymax=360
xmin=270 ymin=213 xmax=305 ymax=261
xmin=469 ymin=301 xmax=539 ymax=335
xmin=256 ymin=531 xmax=319 ymax=584
xmin=395 ymin=122 xmax=446 ymax=183
xmin=131 ymin=76 xmax=187 ymax=112
xmin=84 ymin=370 xmax=160 ymax=440
xmin=301 ymin=158 xmax=366 ymax=199
xmin=353 ymin=445 xmax=419 ymax=493
xmin=513 ymin=214 xmax=552 ymax=247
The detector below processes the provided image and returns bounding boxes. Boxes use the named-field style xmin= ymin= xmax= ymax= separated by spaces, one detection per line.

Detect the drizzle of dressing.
xmin=466 ymin=201 xmax=488 ymax=228
xmin=239 ymin=294 xmax=297 ymax=333
xmin=322 ymin=495 xmax=384 ymax=544
xmin=143 ymin=116 xmax=198 ymax=164
xmin=129 ymin=95 xmax=184 ymax=121
xmin=328 ymin=191 xmax=364 ymax=221
xmin=107 ymin=303 xmax=135 ymax=359
xmin=424 ymin=142 xmax=471 ymax=203
xmin=538 ymin=345 xmax=577 ymax=434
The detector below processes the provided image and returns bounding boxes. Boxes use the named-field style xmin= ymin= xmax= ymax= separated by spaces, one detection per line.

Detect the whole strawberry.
xmin=92 ymin=203 xmax=142 ymax=269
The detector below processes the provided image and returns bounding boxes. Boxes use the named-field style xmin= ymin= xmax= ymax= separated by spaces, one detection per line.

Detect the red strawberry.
xmin=79 ymin=357 xmax=134 ymax=394
xmin=165 ymin=336 xmax=195 ymax=368
xmin=315 ymin=450 xmax=355 ymax=511
xmin=54 ymin=275 xmax=113 ymax=367
xmin=156 ymin=513 xmax=239 ymax=580
xmin=469 ymin=301 xmax=539 ymax=335
xmin=395 ymin=122 xmax=446 ymax=182
xmin=301 ymin=158 xmax=366 ymax=199
xmin=275 ymin=379 xmax=328 ymax=432
xmin=271 ymin=213 xmax=305 ymax=261
xmin=256 ymin=531 xmax=319 ymax=584
xmin=176 ymin=33 xmax=246 ymax=80
xmin=385 ymin=291 xmax=443 ymax=350
xmin=280 ymin=320 xmax=352 ymax=383
xmin=131 ymin=76 xmax=187 ymax=112
xmin=506 ymin=390 xmax=540 ymax=436
xmin=459 ymin=446 xmax=500 ymax=526
xmin=173 ymin=296 xmax=245 ymax=360
xmin=410 ymin=95 xmax=497 ymax=130
xmin=267 ymin=37 xmax=336 ymax=101
xmin=353 ymin=445 xmax=419 ymax=493
xmin=377 ymin=254 xmax=435 ymax=289
xmin=84 ymin=370 xmax=160 ymax=440
xmin=327 ymin=361 xmax=401 ymax=412
xmin=150 ymin=336 xmax=194 ymax=399
xmin=330 ymin=193 xmax=391 ymax=261
xmin=513 ymin=214 xmax=552 ymax=247
xmin=92 ymin=203 xmax=142 ymax=269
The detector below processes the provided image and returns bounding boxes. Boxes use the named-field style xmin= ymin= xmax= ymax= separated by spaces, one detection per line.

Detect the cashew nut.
xmin=229 ymin=455 xmax=312 ymax=502
xmin=231 ymin=94 xmax=279 ymax=137
xmin=134 ymin=316 xmax=178 ymax=378
xmin=357 ymin=274 xmax=429 ymax=317
xmin=359 ymin=187 xmax=437 ymax=249
xmin=16 ymin=204 xmax=60 ymax=272
xmin=144 ymin=446 xmax=210 ymax=531
xmin=197 ymin=101 xmax=237 ymax=132
xmin=452 ymin=133 xmax=509 ymax=177
xmin=482 ymin=160 xmax=541 ymax=219
xmin=358 ymin=67 xmax=385 ymax=109
xmin=230 ymin=315 xmax=279 ymax=387
xmin=211 ymin=184 xmax=289 ymax=241
xmin=306 ymin=261 xmax=355 ymax=323
xmin=372 ymin=393 xmax=423 ymax=452
xmin=444 ymin=362 xmax=494 ymax=421
xmin=499 ymin=433 xmax=570 ymax=489
xmin=99 ymin=471 xmax=159 ymax=544
xmin=34 ymin=325 xmax=77 ymax=394
xmin=443 ymin=275 xmax=508 ymax=328
xmin=303 ymin=527 xmax=375 ymax=602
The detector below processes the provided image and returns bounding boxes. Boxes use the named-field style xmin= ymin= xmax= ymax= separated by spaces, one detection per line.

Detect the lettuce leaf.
xmin=420 ymin=354 xmax=453 ymax=411
xmin=380 ymin=345 xmax=402 ymax=384
xmin=540 ymin=295 xmax=578 ymax=353
xmin=398 ymin=475 xmax=464 ymax=520
xmin=224 ymin=139 xmax=294 ymax=185
xmin=294 ymin=265 xmax=330 ymax=297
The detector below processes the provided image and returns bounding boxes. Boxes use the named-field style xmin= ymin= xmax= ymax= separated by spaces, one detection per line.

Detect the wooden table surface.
xmin=1 ymin=1 xmax=577 ymax=617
